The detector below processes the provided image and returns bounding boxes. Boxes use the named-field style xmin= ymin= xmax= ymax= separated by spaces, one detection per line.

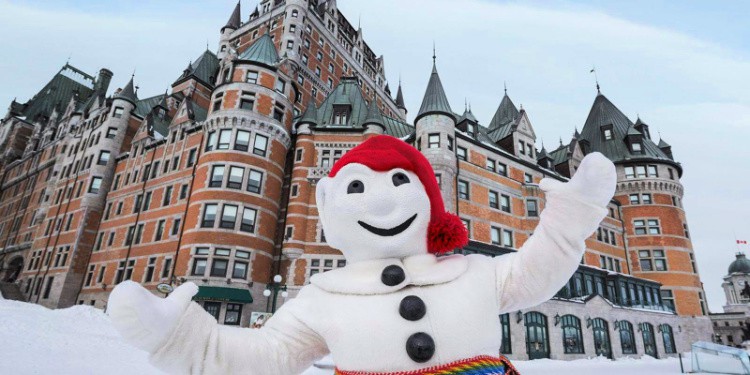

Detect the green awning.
xmin=192 ymin=286 xmax=253 ymax=304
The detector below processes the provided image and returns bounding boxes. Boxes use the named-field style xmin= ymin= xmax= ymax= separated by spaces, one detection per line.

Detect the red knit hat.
xmin=329 ymin=135 xmax=468 ymax=254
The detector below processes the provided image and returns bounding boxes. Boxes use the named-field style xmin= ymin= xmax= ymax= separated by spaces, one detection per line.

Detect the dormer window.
xmin=631 ymin=142 xmax=643 ymax=153
xmin=602 ymin=125 xmax=614 ymax=141
xmin=332 ymin=105 xmax=350 ymax=125
xmin=467 ymin=123 xmax=475 ymax=136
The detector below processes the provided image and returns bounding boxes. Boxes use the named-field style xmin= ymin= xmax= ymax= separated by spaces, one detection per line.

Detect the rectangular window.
xmin=500 ymin=194 xmax=511 ymax=213
xmin=97 ymin=151 xmax=110 ymax=165
xmin=210 ymin=259 xmax=228 ymax=277
xmin=144 ymin=257 xmax=156 ymax=282
xmin=220 ymin=205 xmax=238 ymax=229
xmin=187 ymin=149 xmax=197 ymax=167
xmin=486 ymin=158 xmax=496 ymax=172
xmin=88 ymin=177 xmax=102 ymax=194
xmin=497 ymin=163 xmax=507 ymax=177
xmin=660 ymin=289 xmax=675 ymax=311
xmin=205 ymin=131 xmax=217 ymax=152
xmin=210 ymin=165 xmax=225 ymax=187
xmin=457 ymin=146 xmax=467 ymax=161
xmin=154 ymin=220 xmax=165 ymax=241
xmin=524 ymin=173 xmax=533 ymax=184
xmin=458 ymin=180 xmax=469 ymax=200
xmin=526 ymin=200 xmax=539 ymax=217
xmin=106 ymin=127 xmax=117 ymax=139
xmin=491 ymin=227 xmax=501 ymax=245
xmin=161 ymin=258 xmax=172 ymax=279
xmin=428 ymin=134 xmax=440 ymax=149
xmin=502 ymin=229 xmax=514 ymax=248
xmin=462 ymin=219 xmax=471 ymax=238
xmin=163 ymin=186 xmax=172 ymax=206
xmin=228 ymin=166 xmax=244 ymax=189
xmin=247 ymin=170 xmax=263 ymax=194
xmin=629 ymin=194 xmax=640 ymax=205
xmin=224 ymin=303 xmax=243 ymax=325
xmin=113 ymin=107 xmax=124 ymax=118
xmin=191 ymin=259 xmax=207 ymax=276
xmin=232 ymin=261 xmax=248 ymax=279
xmin=97 ymin=266 xmax=106 ymax=284
xmin=246 ymin=71 xmax=258 ymax=83
xmin=235 ymin=130 xmax=250 ymax=151
xmin=142 ymin=192 xmax=152 ymax=212
xmin=180 ymin=184 xmax=189 ymax=199
xmin=172 ymin=218 xmax=181 ymax=235
xmin=275 ymin=79 xmax=286 ymax=93
xmin=642 ymin=193 xmax=652 ymax=204
xmin=218 ymin=129 xmax=231 ymax=150
xmin=447 ymin=136 xmax=453 ymax=151
xmin=212 ymin=94 xmax=223 ymax=112
xmin=648 ymin=165 xmax=658 ymax=177
xmin=202 ymin=204 xmax=218 ymax=227
xmin=489 ymin=191 xmax=499 ymax=209
xmin=241 ymin=207 xmax=257 ymax=232
xmin=253 ymin=134 xmax=268 ymax=156
xmin=625 ymin=166 xmax=635 ymax=179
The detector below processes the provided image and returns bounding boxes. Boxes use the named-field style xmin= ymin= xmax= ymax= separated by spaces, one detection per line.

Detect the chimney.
xmin=94 ymin=68 xmax=114 ymax=95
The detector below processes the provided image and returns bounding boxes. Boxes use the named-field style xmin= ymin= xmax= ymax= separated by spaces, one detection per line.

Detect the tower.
xmin=578 ymin=92 xmax=704 ymax=316
xmin=414 ymin=58 xmax=457 ymax=213
xmin=218 ymin=1 xmax=241 ymax=60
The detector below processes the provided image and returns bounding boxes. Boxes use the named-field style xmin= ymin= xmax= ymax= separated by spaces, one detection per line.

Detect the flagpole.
xmin=735 ymin=230 xmax=741 ymax=253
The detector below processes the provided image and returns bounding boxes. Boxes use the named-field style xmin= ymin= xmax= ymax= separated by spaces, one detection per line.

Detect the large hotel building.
xmin=0 ymin=0 xmax=711 ymax=361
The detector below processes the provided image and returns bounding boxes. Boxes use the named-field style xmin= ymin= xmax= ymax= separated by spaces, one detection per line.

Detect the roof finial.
xmin=590 ymin=66 xmax=600 ymax=94
xmin=559 ymin=137 xmax=563 ymax=146
xmin=358 ymin=14 xmax=361 ymax=29
xmin=131 ymin=68 xmax=136 ymax=79
xmin=504 ymin=81 xmax=508 ymax=95
xmin=464 ymin=98 xmax=467 ymax=112
xmin=66 ymin=53 xmax=72 ymax=65
xmin=468 ymin=101 xmax=472 ymax=112
xmin=432 ymin=41 xmax=436 ymax=64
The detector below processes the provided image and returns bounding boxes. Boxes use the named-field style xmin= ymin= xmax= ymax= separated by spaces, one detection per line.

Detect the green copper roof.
xmin=382 ymin=115 xmax=414 ymax=138
xmin=488 ymin=94 xmax=519 ymax=131
xmin=457 ymin=108 xmax=477 ymax=124
xmin=16 ymin=64 xmax=95 ymax=121
xmin=298 ymin=101 xmax=318 ymax=125
xmin=657 ymin=138 xmax=671 ymax=148
xmin=174 ymin=50 xmax=220 ymax=88
xmin=729 ymin=253 xmax=750 ymax=274
xmin=134 ymin=94 xmax=166 ymax=118
xmin=395 ymin=83 xmax=406 ymax=109
xmin=114 ymin=77 xmax=138 ymax=104
xmin=237 ymin=33 xmax=280 ymax=68
xmin=223 ymin=1 xmax=241 ymax=31
xmin=363 ymin=99 xmax=384 ymax=127
xmin=416 ymin=63 xmax=453 ymax=122
xmin=579 ymin=93 xmax=673 ymax=165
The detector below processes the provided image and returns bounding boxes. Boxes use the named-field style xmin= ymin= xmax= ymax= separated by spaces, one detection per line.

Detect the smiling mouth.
xmin=358 ymin=214 xmax=418 ymax=237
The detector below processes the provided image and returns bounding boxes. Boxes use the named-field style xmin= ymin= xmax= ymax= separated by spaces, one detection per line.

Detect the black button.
xmin=381 ymin=265 xmax=405 ymax=286
xmin=406 ymin=332 xmax=435 ymax=363
xmin=399 ymin=296 xmax=426 ymax=321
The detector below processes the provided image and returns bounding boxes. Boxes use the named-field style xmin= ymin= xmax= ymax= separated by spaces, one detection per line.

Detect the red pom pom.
xmin=427 ymin=212 xmax=469 ymax=254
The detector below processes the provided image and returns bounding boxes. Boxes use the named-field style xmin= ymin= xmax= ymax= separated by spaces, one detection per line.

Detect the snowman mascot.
xmin=108 ymin=135 xmax=616 ymax=375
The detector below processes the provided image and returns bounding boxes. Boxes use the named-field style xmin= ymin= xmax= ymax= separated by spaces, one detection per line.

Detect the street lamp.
xmin=264 ymin=274 xmax=289 ymax=313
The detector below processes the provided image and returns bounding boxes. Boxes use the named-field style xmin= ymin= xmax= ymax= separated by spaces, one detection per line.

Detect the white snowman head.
xmin=315 ymin=135 xmax=468 ymax=263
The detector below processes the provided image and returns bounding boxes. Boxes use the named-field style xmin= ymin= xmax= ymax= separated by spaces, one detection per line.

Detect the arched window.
xmin=561 ymin=315 xmax=584 ymax=354
xmin=525 ymin=311 xmax=550 ymax=359
xmin=641 ymin=323 xmax=658 ymax=358
xmin=660 ymin=324 xmax=676 ymax=354
xmin=618 ymin=320 xmax=637 ymax=354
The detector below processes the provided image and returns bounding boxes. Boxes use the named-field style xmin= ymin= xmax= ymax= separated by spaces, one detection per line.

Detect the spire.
xmin=237 ymin=33 xmax=280 ymax=67
xmin=114 ymin=76 xmax=138 ymax=105
xmin=298 ymin=100 xmax=318 ymax=125
xmin=574 ymin=127 xmax=581 ymax=139
xmin=223 ymin=1 xmax=241 ymax=32
xmin=416 ymin=53 xmax=453 ymax=123
xmin=395 ymin=80 xmax=406 ymax=110
xmin=363 ymin=100 xmax=384 ymax=128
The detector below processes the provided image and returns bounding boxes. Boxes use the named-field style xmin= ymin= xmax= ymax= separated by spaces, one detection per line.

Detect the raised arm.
xmin=495 ymin=152 xmax=616 ymax=313
xmin=108 ymin=281 xmax=328 ymax=375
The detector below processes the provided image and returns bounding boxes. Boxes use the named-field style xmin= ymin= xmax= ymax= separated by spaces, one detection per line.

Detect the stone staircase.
xmin=0 ymin=282 xmax=26 ymax=301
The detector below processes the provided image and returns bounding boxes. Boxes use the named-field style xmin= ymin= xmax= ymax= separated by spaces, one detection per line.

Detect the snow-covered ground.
xmin=0 ymin=299 xmax=696 ymax=374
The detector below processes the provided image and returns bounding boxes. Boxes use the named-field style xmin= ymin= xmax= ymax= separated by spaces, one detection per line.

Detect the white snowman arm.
xmin=494 ymin=153 xmax=616 ymax=313
xmin=149 ymin=293 xmax=328 ymax=375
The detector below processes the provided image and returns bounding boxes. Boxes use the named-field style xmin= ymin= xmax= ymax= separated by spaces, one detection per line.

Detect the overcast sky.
xmin=1 ymin=0 xmax=748 ymax=312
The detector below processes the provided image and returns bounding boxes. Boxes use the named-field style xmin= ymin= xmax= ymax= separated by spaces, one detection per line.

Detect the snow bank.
xmin=0 ymin=299 xmax=695 ymax=374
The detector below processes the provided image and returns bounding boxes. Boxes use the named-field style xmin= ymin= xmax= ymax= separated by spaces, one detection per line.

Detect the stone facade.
xmin=709 ymin=253 xmax=750 ymax=347
xmin=0 ymin=0 xmax=712 ymax=361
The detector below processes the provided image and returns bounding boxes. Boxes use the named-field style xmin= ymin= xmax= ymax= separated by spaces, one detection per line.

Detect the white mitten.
xmin=539 ymin=152 xmax=616 ymax=208
xmin=107 ymin=280 xmax=198 ymax=353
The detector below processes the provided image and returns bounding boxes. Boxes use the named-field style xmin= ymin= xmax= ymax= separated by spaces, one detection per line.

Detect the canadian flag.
xmin=739 ymin=240 xmax=748 ymax=245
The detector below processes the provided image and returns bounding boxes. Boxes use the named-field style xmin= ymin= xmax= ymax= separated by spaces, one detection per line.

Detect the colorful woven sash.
xmin=334 ymin=355 xmax=519 ymax=375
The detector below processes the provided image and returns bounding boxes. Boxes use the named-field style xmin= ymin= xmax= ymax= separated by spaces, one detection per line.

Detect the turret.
xmin=363 ymin=100 xmax=385 ymax=135
xmin=219 ymin=1 xmax=241 ymax=59
xmin=395 ymin=82 xmax=407 ymax=118
xmin=414 ymin=57 xmax=457 ymax=212
xmin=658 ymin=137 xmax=673 ymax=160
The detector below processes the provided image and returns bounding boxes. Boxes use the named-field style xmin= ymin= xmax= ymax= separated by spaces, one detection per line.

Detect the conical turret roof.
xmin=114 ymin=76 xmax=138 ymax=104
xmin=363 ymin=100 xmax=384 ymax=127
xmin=223 ymin=1 xmax=241 ymax=31
xmin=488 ymin=93 xmax=519 ymax=130
xmin=237 ymin=33 xmax=280 ymax=68
xmin=298 ymin=101 xmax=318 ymax=125
xmin=395 ymin=83 xmax=406 ymax=109
xmin=416 ymin=63 xmax=453 ymax=122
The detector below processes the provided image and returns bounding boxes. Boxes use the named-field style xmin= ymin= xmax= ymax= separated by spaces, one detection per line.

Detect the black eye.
xmin=347 ymin=180 xmax=364 ymax=194
xmin=392 ymin=172 xmax=410 ymax=187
